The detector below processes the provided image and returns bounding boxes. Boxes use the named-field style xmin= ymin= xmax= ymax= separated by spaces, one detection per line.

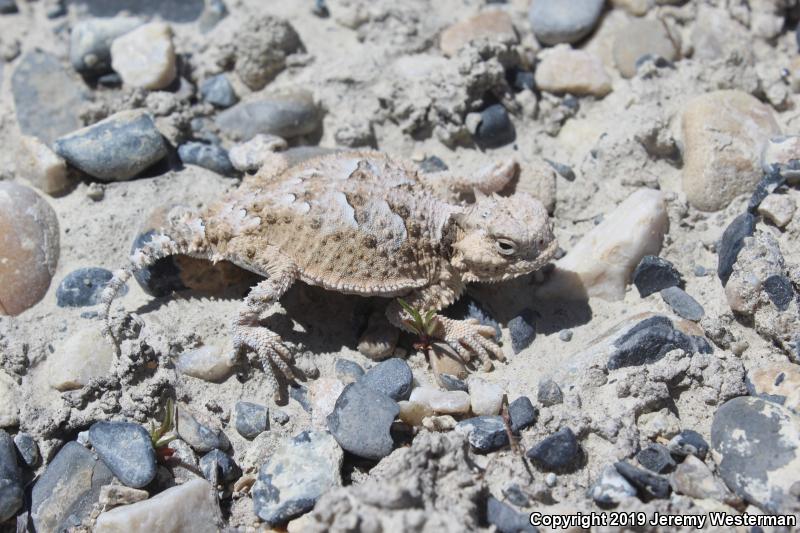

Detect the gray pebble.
xmin=176 ymin=408 xmax=230 ymax=453
xmin=30 ymin=442 xmax=114 ymax=532
xmin=199 ymin=449 xmax=241 ymax=485
xmin=537 ymin=378 xmax=563 ymax=406
xmin=12 ymin=50 xmax=88 ymax=144
xmin=334 ymin=358 xmax=364 ymax=384
xmin=508 ymin=309 xmax=536 ymax=354
xmin=508 ymin=396 xmax=537 ymax=433
xmin=234 ymin=401 xmax=268 ymax=440
xmin=327 ymin=382 xmax=398 ymax=460
xmin=75 ymin=0 xmax=205 ymax=22
xmin=0 ymin=0 xmax=18 ymax=14
xmin=439 ymin=373 xmax=468 ymax=392
xmin=455 ymin=416 xmax=509 ymax=453
xmin=253 ymin=430 xmax=343 ymax=526
xmin=632 ymin=255 xmax=682 ymax=298
xmin=359 ymin=358 xmax=413 ymax=401
xmin=636 ymin=443 xmax=676 ymax=474
xmin=199 ymin=74 xmax=238 ymax=108
xmin=88 ymin=421 xmax=157 ymax=489
xmin=289 ymin=385 xmax=311 ymax=412
xmin=607 ymin=315 xmax=711 ymax=370
xmin=660 ymin=286 xmax=705 ymax=321
xmin=558 ymin=329 xmax=573 ymax=342
xmin=56 ymin=267 xmax=123 ymax=308
xmin=215 ymin=90 xmax=322 ymax=141
xmin=717 ymin=212 xmax=756 ymax=286
xmin=53 ymin=110 xmax=167 ymax=181
xmin=178 ymin=142 xmax=235 ymax=176
xmin=13 ymin=432 xmax=40 ymax=468
xmin=614 ymin=461 xmax=671 ymax=500
xmin=528 ymin=0 xmax=604 ymax=45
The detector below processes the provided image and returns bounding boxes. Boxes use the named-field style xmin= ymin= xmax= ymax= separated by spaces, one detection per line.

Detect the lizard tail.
xmin=100 ymin=233 xmax=183 ymax=356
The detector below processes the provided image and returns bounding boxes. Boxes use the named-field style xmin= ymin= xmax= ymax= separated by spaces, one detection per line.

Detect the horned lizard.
xmin=101 ymin=151 xmax=557 ymax=399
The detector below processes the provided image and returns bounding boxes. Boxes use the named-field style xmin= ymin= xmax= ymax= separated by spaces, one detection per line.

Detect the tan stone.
xmin=757 ymin=194 xmax=796 ymax=228
xmin=612 ymin=19 xmax=679 ymax=78
xmin=0 ymin=182 xmax=60 ymax=315
xmin=94 ymin=478 xmax=221 ymax=533
xmin=534 ymin=45 xmax=612 ymax=97
xmin=468 ymin=377 xmax=503 ymax=416
xmin=439 ymin=10 xmax=517 ymax=57
xmin=17 ymin=136 xmax=70 ymax=195
xmin=409 ymin=387 xmax=471 ymax=414
xmin=110 ymin=22 xmax=176 ymax=90
xmin=48 ymin=327 xmax=114 ymax=391
xmin=681 ymin=90 xmax=780 ymax=211
xmin=176 ymin=345 xmax=233 ymax=382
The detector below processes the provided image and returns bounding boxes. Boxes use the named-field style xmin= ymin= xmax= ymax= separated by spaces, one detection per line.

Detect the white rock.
xmin=16 ymin=136 xmax=70 ymax=195
xmin=409 ymin=387 xmax=470 ymax=414
xmin=48 ymin=327 xmax=114 ymax=391
xmin=467 ymin=377 xmax=503 ymax=416
xmin=397 ymin=400 xmax=434 ymax=426
xmin=176 ymin=345 xmax=233 ymax=382
xmin=638 ymin=408 xmax=681 ymax=440
xmin=309 ymin=378 xmax=346 ymax=428
xmin=228 ymin=134 xmax=288 ymax=173
xmin=537 ymin=188 xmax=668 ymax=301
xmin=110 ymin=23 xmax=176 ymax=90
xmin=0 ymin=371 xmax=19 ymax=427
xmin=94 ymin=478 xmax=221 ymax=533
xmin=757 ymin=194 xmax=796 ymax=228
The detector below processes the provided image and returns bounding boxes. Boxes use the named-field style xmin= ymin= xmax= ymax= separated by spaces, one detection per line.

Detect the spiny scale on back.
xmin=202 ymin=152 xmax=455 ymax=295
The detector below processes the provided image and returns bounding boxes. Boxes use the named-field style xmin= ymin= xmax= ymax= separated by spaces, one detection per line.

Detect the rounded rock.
xmin=508 ymin=396 xmax=538 ymax=433
xmin=0 ymin=182 xmax=59 ymax=315
xmin=176 ymin=407 xmax=230 ymax=453
xmin=16 ymin=135 xmax=71 ymax=195
xmin=681 ymin=90 xmax=780 ymax=212
xmin=659 ymin=286 xmax=705 ymax=322
xmin=534 ymin=45 xmax=611 ymax=97
xmin=632 ymin=255 xmax=682 ymax=298
xmin=110 ymin=22 xmax=177 ymax=90
xmin=359 ymin=358 xmax=413 ymax=401
xmin=215 ymin=90 xmax=321 ymax=141
xmin=56 ymin=267 xmax=122 ymax=308
xmin=636 ymin=443 xmax=676 ymax=474
xmin=13 ymin=432 xmax=40 ymax=468
xmin=474 ymin=104 xmax=515 ymax=149
xmin=537 ymin=378 xmax=563 ymax=406
xmin=53 ymin=110 xmax=167 ymax=181
xmin=508 ymin=308 xmax=536 ymax=354
xmin=234 ymin=401 xmax=268 ymax=440
xmin=89 ymin=421 xmax=157 ymax=488
xmin=326 ymin=382 xmax=399 ymax=460
xmin=334 ymin=358 xmax=364 ymax=384
xmin=439 ymin=10 xmax=518 ymax=57
xmin=199 ymin=449 xmax=241 ymax=484
xmin=468 ymin=377 xmax=503 ymax=416
xmin=455 ymin=416 xmax=509 ymax=453
xmin=199 ymin=74 xmax=238 ymax=108
xmin=528 ymin=0 xmax=604 ymax=45
xmin=667 ymin=429 xmax=709 ymax=460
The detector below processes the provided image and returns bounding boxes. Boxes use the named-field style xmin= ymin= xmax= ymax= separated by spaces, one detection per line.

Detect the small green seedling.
xmin=149 ymin=398 xmax=177 ymax=460
xmin=397 ymin=298 xmax=438 ymax=344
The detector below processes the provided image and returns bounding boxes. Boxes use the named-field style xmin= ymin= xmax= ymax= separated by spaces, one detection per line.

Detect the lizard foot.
xmin=231 ymin=321 xmax=297 ymax=401
xmin=435 ymin=316 xmax=505 ymax=371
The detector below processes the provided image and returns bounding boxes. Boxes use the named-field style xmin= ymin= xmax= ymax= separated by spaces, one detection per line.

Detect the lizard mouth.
xmin=471 ymin=238 xmax=560 ymax=284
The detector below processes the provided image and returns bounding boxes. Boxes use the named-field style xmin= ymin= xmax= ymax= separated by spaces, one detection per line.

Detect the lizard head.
xmin=450 ymin=191 xmax=557 ymax=283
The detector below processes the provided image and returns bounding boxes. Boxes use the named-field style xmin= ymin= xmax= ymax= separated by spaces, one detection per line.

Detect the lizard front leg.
xmin=386 ymin=282 xmax=505 ymax=371
xmin=231 ymin=254 xmax=298 ymax=401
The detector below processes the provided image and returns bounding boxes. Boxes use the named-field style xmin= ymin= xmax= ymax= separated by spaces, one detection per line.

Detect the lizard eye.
xmin=495 ymin=238 xmax=516 ymax=256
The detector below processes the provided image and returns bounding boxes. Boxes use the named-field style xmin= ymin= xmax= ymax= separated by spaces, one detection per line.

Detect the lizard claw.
xmin=231 ymin=322 xmax=297 ymax=401
xmin=436 ymin=316 xmax=505 ymax=371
